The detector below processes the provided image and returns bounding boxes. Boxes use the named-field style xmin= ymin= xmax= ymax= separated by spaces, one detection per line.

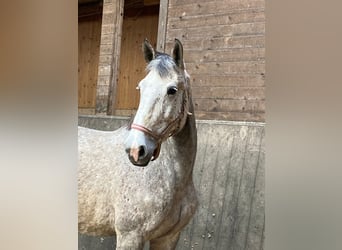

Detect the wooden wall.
xmin=165 ymin=0 xmax=265 ymax=122
xmin=80 ymin=0 xmax=266 ymax=121
xmin=78 ymin=10 xmax=102 ymax=111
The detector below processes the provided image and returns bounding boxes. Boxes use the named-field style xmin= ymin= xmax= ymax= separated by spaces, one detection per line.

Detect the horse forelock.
xmin=146 ymin=53 xmax=179 ymax=79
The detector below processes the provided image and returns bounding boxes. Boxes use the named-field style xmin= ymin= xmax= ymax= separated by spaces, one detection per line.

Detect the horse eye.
xmin=167 ymin=86 xmax=178 ymax=95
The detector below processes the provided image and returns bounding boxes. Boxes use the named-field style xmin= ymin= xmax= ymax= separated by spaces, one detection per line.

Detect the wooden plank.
xmin=193 ymin=99 xmax=265 ymax=113
xmin=190 ymin=74 xmax=265 ymax=88
xmin=167 ymin=22 xmax=265 ymax=41
xmin=99 ymin=34 xmax=115 ymax=45
xmin=168 ymin=10 xmax=265 ymax=30
xmin=168 ymin=0 xmax=265 ymax=17
xmin=165 ymin=36 xmax=265 ymax=52
xmin=186 ymin=61 xmax=265 ymax=75
xmin=185 ymin=48 xmax=265 ymax=63
xmin=156 ymin=0 xmax=169 ymax=52
xmin=78 ymin=108 xmax=96 ymax=115
xmin=192 ymin=86 xmax=265 ymax=100
xmin=113 ymin=109 xmax=137 ymax=117
xmin=170 ymin=0 xmax=263 ymax=6
xmin=195 ymin=110 xmax=265 ymax=122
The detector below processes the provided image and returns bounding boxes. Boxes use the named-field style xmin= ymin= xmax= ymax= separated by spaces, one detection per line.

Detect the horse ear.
xmin=142 ymin=38 xmax=155 ymax=63
xmin=172 ymin=38 xmax=184 ymax=70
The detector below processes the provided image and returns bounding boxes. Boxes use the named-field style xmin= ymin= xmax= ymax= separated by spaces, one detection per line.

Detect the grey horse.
xmin=78 ymin=39 xmax=197 ymax=249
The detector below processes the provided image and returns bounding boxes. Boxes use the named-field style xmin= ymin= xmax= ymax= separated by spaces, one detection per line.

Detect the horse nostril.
xmin=138 ymin=146 xmax=146 ymax=159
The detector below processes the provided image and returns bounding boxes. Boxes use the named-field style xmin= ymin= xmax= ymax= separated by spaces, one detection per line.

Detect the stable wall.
xmin=165 ymin=0 xmax=265 ymax=122
xmin=82 ymin=0 xmax=266 ymax=122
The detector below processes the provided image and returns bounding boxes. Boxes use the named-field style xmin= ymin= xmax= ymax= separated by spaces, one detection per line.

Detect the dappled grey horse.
xmin=78 ymin=39 xmax=198 ymax=249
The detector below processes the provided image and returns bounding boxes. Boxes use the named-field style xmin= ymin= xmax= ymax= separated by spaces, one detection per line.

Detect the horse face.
xmin=124 ymin=39 xmax=189 ymax=166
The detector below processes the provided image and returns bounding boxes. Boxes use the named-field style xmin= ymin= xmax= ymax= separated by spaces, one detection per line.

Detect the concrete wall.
xmin=78 ymin=115 xmax=265 ymax=249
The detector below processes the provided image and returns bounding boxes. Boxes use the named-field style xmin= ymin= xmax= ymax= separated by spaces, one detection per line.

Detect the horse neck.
xmin=171 ymin=99 xmax=197 ymax=175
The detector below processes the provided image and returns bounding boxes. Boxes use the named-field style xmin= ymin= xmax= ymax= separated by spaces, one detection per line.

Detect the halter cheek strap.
xmin=130 ymin=124 xmax=160 ymax=142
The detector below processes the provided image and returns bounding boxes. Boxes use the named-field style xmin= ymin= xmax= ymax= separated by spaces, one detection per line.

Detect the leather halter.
xmin=130 ymin=116 xmax=182 ymax=161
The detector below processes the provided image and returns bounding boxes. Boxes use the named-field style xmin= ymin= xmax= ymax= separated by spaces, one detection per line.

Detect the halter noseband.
xmin=130 ymin=116 xmax=182 ymax=161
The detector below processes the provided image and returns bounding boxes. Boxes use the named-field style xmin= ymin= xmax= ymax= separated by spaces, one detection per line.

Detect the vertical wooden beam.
xmin=156 ymin=0 xmax=169 ymax=52
xmin=107 ymin=0 xmax=124 ymax=115
xmin=95 ymin=0 xmax=124 ymax=115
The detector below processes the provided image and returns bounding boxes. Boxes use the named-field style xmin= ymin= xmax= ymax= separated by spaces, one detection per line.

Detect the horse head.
xmin=125 ymin=38 xmax=191 ymax=166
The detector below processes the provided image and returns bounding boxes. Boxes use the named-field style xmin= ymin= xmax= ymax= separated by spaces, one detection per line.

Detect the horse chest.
xmin=114 ymin=167 xmax=179 ymax=233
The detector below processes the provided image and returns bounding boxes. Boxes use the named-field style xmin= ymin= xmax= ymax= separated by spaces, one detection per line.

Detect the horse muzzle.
xmin=126 ymin=145 xmax=150 ymax=167
xmin=124 ymin=129 xmax=159 ymax=167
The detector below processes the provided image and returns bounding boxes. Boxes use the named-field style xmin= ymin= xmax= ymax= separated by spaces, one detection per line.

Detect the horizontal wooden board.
xmin=103 ymin=3 xmax=116 ymax=14
xmin=99 ymin=44 xmax=114 ymax=55
xmin=101 ymin=24 xmax=115 ymax=35
xmin=190 ymin=74 xmax=265 ymax=87
xmin=165 ymin=36 xmax=265 ymax=52
xmin=170 ymin=0 xmax=263 ymax=6
xmin=99 ymin=33 xmax=115 ymax=45
xmin=99 ymin=55 xmax=113 ymax=65
xmin=168 ymin=10 xmax=265 ymax=29
xmin=193 ymin=98 xmax=265 ymax=113
xmin=195 ymin=110 xmax=265 ymax=122
xmin=192 ymin=86 xmax=265 ymax=100
xmin=186 ymin=61 xmax=265 ymax=75
xmin=102 ymin=12 xmax=115 ymax=25
xmin=113 ymin=109 xmax=137 ymax=116
xmin=78 ymin=108 xmax=96 ymax=115
xmin=169 ymin=0 xmax=265 ymax=17
xmin=167 ymin=22 xmax=265 ymax=40
xmin=184 ymin=48 xmax=265 ymax=63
